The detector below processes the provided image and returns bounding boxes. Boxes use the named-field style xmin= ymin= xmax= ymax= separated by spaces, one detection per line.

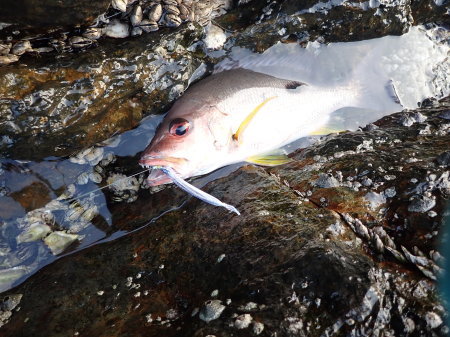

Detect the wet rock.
xmin=1 ymin=98 xmax=449 ymax=336
xmin=104 ymin=19 xmax=130 ymax=38
xmin=199 ymin=300 xmax=226 ymax=323
xmin=0 ymin=0 xmax=110 ymax=27
xmin=408 ymin=195 xmax=437 ymax=213
xmin=0 ymin=24 xmax=203 ymax=160
xmin=0 ymin=0 xmax=449 ymax=336
xmin=218 ymin=0 xmax=447 ymax=52
xmin=0 ymin=294 xmax=22 ymax=328
xmin=234 ymin=313 xmax=252 ymax=329
xmin=43 ymin=231 xmax=79 ymax=255
xmin=436 ymin=151 xmax=450 ymax=166
xmin=314 ymin=173 xmax=340 ymax=188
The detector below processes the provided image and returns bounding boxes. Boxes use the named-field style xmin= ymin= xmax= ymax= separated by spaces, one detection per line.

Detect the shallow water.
xmin=0 ymin=25 xmax=448 ymax=293
xmin=440 ymin=202 xmax=450 ymax=326
xmin=0 ymin=110 xmax=246 ymax=291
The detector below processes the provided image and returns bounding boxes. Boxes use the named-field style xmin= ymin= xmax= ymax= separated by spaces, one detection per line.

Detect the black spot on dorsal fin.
xmin=285 ymin=81 xmax=306 ymax=89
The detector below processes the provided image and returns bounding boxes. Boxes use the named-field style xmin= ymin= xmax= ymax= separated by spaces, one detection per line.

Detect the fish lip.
xmin=139 ymin=155 xmax=187 ymax=168
xmin=139 ymin=155 xmax=188 ymax=186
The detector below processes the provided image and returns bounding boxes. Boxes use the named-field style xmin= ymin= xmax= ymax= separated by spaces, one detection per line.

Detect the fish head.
xmin=139 ymin=102 xmax=232 ymax=186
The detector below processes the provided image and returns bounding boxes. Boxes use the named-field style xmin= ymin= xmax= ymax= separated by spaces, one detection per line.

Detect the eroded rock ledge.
xmin=1 ymin=97 xmax=449 ymax=337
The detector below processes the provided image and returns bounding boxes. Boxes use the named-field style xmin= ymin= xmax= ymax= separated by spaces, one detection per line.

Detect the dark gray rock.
xmin=0 ymin=24 xmax=204 ymax=160
xmin=1 ymin=97 xmax=449 ymax=337
xmin=0 ymin=0 xmax=110 ymax=27
xmin=436 ymin=151 xmax=450 ymax=167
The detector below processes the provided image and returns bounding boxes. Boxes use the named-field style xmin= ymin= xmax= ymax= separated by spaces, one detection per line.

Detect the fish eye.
xmin=169 ymin=118 xmax=190 ymax=136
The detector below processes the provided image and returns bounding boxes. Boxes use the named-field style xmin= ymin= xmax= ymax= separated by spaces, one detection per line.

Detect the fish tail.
xmin=344 ymin=58 xmax=404 ymax=113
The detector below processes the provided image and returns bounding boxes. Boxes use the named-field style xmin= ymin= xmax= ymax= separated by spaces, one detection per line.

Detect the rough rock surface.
xmin=1 ymin=98 xmax=449 ymax=336
xmin=0 ymin=0 xmax=110 ymax=27
xmin=0 ymin=24 xmax=203 ymax=160
xmin=0 ymin=0 xmax=449 ymax=336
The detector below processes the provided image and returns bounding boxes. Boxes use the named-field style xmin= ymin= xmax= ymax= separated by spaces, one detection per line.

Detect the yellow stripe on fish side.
xmin=232 ymin=96 xmax=277 ymax=143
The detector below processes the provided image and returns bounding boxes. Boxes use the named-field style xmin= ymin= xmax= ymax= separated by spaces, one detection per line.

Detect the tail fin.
xmin=346 ymin=56 xmax=404 ymax=114
xmin=217 ymin=26 xmax=448 ymax=112
xmin=323 ymin=78 xmax=403 ymax=132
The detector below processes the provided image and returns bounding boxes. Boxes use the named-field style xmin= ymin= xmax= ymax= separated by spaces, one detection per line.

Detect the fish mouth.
xmin=139 ymin=155 xmax=188 ymax=186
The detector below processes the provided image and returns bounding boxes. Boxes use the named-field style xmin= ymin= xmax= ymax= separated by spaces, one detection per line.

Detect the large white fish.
xmin=139 ymin=67 xmax=401 ymax=185
xmin=139 ymin=26 xmax=448 ymax=211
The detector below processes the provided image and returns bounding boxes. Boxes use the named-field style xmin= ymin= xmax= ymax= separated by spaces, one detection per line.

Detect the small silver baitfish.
xmin=160 ymin=166 xmax=240 ymax=215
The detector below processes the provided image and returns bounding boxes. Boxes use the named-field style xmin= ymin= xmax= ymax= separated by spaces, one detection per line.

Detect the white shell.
xmin=104 ymin=19 xmax=130 ymax=38
xmin=0 ymin=43 xmax=11 ymax=55
xmin=69 ymin=36 xmax=93 ymax=48
xmin=11 ymin=40 xmax=32 ymax=55
xmin=140 ymin=19 xmax=159 ymax=32
xmin=148 ymin=4 xmax=163 ymax=22
xmin=203 ymin=23 xmax=227 ymax=50
xmin=165 ymin=13 xmax=181 ymax=27
xmin=16 ymin=223 xmax=51 ymax=243
xmin=130 ymin=5 xmax=143 ymax=26
xmin=32 ymin=47 xmax=54 ymax=53
xmin=44 ymin=231 xmax=79 ymax=255
xmin=178 ymin=4 xmax=191 ymax=21
xmin=164 ymin=4 xmax=180 ymax=16
xmin=0 ymin=54 xmax=19 ymax=65
xmin=82 ymin=27 xmax=103 ymax=40
xmin=162 ymin=0 xmax=178 ymax=5
xmin=132 ymin=26 xmax=143 ymax=36
xmin=112 ymin=0 xmax=128 ymax=12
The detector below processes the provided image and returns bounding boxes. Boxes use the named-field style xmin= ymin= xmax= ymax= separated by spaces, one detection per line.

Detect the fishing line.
xmin=48 ymin=167 xmax=152 ymax=229
xmin=60 ymin=167 xmax=152 ymax=205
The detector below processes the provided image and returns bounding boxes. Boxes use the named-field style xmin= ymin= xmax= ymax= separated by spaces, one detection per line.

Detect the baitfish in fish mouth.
xmin=139 ymin=158 xmax=241 ymax=215
xmin=139 ymin=155 xmax=188 ymax=186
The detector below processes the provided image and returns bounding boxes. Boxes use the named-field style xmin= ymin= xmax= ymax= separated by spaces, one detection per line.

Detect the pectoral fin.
xmin=246 ymin=154 xmax=292 ymax=166
xmin=309 ymin=126 xmax=345 ymax=136
xmin=233 ymin=96 xmax=277 ymax=143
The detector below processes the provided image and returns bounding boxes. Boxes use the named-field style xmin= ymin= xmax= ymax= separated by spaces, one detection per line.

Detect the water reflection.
xmin=0 ymin=113 xmax=164 ymax=291
xmin=0 ymin=102 xmax=270 ymax=291
xmin=439 ymin=203 xmax=450 ymax=327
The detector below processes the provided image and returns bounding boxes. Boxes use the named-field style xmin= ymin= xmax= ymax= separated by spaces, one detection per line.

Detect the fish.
xmin=160 ymin=166 xmax=240 ymax=215
xmin=139 ymin=67 xmax=401 ymax=187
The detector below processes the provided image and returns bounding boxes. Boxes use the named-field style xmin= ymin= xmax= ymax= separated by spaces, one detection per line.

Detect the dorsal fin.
xmin=285 ymin=81 xmax=305 ymax=89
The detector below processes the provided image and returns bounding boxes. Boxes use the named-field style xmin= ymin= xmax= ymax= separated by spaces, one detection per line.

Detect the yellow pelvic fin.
xmin=232 ymin=96 xmax=277 ymax=143
xmin=310 ymin=126 xmax=344 ymax=136
xmin=246 ymin=154 xmax=292 ymax=167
